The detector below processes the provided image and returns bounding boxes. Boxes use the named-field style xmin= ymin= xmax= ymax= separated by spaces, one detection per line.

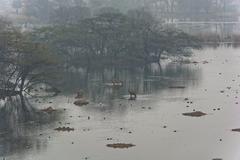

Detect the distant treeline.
xmin=34 ymin=10 xmax=201 ymax=67
xmin=195 ymin=33 xmax=240 ymax=47
xmin=11 ymin=0 xmax=238 ymax=24
xmin=0 ymin=10 xmax=201 ymax=97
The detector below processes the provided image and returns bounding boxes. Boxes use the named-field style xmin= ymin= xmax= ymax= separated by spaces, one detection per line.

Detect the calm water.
xmin=1 ymin=47 xmax=240 ymax=160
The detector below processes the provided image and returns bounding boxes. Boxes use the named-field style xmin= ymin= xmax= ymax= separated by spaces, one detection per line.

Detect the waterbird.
xmin=128 ymin=90 xmax=137 ymax=100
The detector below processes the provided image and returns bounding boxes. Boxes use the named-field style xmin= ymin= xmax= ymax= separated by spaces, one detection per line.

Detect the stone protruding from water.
xmin=182 ymin=111 xmax=207 ymax=117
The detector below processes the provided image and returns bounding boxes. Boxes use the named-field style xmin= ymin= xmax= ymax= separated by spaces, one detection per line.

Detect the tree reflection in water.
xmin=0 ymin=95 xmax=61 ymax=158
xmin=61 ymin=63 xmax=201 ymax=102
xmin=56 ymin=63 xmax=201 ymax=114
xmin=0 ymin=62 xmax=201 ymax=158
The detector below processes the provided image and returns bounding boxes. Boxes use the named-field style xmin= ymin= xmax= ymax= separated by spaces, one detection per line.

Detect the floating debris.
xmin=192 ymin=61 xmax=199 ymax=64
xmin=168 ymin=86 xmax=186 ymax=89
xmin=54 ymin=127 xmax=74 ymax=132
xmin=182 ymin=111 xmax=207 ymax=117
xmin=41 ymin=107 xmax=56 ymax=114
xmin=202 ymin=60 xmax=209 ymax=64
xmin=83 ymin=128 xmax=90 ymax=132
xmin=106 ymin=143 xmax=136 ymax=149
xmin=74 ymin=99 xmax=89 ymax=106
xmin=231 ymin=128 xmax=240 ymax=132
xmin=105 ymin=80 xmax=123 ymax=87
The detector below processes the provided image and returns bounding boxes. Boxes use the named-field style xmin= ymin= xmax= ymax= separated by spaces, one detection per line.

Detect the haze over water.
xmin=1 ymin=47 xmax=240 ymax=160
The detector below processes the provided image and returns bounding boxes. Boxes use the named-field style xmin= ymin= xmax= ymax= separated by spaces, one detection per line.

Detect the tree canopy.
xmin=36 ymin=10 xmax=200 ymax=68
xmin=0 ymin=20 xmax=58 ymax=98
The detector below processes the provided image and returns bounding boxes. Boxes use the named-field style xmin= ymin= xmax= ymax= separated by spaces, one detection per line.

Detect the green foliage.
xmin=36 ymin=10 xmax=201 ymax=67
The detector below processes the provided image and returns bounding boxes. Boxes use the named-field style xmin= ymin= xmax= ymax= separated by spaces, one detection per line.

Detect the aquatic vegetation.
xmin=231 ymin=128 xmax=240 ymax=132
xmin=41 ymin=107 xmax=57 ymax=114
xmin=182 ymin=111 xmax=207 ymax=117
xmin=106 ymin=143 xmax=136 ymax=149
xmin=54 ymin=127 xmax=75 ymax=132
xmin=74 ymin=99 xmax=89 ymax=106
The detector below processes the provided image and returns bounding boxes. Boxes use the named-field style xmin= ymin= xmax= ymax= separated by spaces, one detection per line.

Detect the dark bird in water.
xmin=128 ymin=90 xmax=137 ymax=100
xmin=75 ymin=90 xmax=84 ymax=99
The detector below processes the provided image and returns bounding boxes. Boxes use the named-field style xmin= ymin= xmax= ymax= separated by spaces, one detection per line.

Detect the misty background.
xmin=1 ymin=0 xmax=240 ymax=35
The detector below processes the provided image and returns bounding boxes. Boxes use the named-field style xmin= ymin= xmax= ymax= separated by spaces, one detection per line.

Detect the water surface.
xmin=1 ymin=47 xmax=240 ymax=160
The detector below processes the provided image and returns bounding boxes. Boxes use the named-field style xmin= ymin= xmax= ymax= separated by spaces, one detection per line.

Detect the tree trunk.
xmin=157 ymin=52 xmax=162 ymax=64
xmin=0 ymin=89 xmax=20 ymax=99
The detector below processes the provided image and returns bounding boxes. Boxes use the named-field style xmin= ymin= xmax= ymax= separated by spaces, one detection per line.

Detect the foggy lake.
xmin=1 ymin=0 xmax=240 ymax=159
xmin=1 ymin=47 xmax=240 ymax=160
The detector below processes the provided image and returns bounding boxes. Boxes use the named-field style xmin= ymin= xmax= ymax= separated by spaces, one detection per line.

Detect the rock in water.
xmin=182 ymin=111 xmax=207 ymax=117
xmin=54 ymin=127 xmax=74 ymax=132
xmin=74 ymin=98 xmax=89 ymax=106
xmin=106 ymin=143 xmax=135 ymax=149
xmin=232 ymin=128 xmax=240 ymax=132
xmin=41 ymin=107 xmax=56 ymax=114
